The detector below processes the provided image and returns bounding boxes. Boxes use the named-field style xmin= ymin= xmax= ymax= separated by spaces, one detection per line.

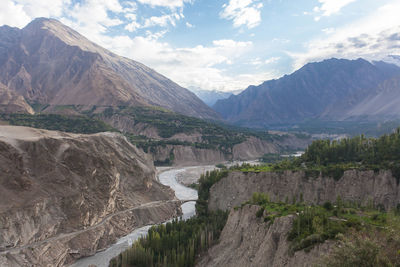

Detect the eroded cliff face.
xmin=0 ymin=126 xmax=180 ymax=266
xmin=153 ymin=145 xmax=227 ymax=166
xmin=197 ymin=205 xmax=332 ymax=267
xmin=152 ymin=138 xmax=281 ymax=166
xmin=231 ymin=136 xmax=278 ymax=160
xmin=209 ymin=170 xmax=400 ymax=211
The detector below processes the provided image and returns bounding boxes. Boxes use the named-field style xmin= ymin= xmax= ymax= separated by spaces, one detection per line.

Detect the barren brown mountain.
xmin=0 ymin=83 xmax=34 ymax=114
xmin=0 ymin=126 xmax=179 ymax=266
xmin=0 ymin=18 xmax=218 ymax=119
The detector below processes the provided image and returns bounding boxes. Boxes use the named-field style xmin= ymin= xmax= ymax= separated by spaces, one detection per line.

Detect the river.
xmin=71 ymin=165 xmax=210 ymax=267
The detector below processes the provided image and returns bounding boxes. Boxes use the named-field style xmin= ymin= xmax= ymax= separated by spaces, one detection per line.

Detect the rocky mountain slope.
xmin=345 ymin=74 xmax=400 ymax=119
xmin=0 ymin=83 xmax=33 ymax=114
xmin=213 ymin=58 xmax=400 ymax=127
xmin=197 ymin=205 xmax=332 ymax=267
xmin=0 ymin=126 xmax=180 ymax=266
xmin=0 ymin=18 xmax=218 ymax=119
xmin=208 ymin=170 xmax=400 ymax=212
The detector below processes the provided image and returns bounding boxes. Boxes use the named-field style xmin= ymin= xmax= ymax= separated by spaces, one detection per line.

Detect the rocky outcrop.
xmin=153 ymin=145 xmax=227 ymax=166
xmin=0 ymin=83 xmax=34 ymax=114
xmin=209 ymin=170 xmax=400 ymax=211
xmin=231 ymin=136 xmax=278 ymax=160
xmin=0 ymin=126 xmax=180 ymax=266
xmin=197 ymin=205 xmax=333 ymax=267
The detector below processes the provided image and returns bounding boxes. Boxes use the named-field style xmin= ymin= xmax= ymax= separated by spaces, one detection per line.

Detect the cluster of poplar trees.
xmin=301 ymin=128 xmax=400 ymax=165
xmin=109 ymin=170 xmax=229 ymax=267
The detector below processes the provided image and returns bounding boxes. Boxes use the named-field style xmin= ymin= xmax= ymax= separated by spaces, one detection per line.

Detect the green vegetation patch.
xmin=319 ymin=214 xmax=400 ymax=266
xmin=245 ymin=192 xmax=399 ymax=254
xmin=0 ymin=113 xmax=116 ymax=134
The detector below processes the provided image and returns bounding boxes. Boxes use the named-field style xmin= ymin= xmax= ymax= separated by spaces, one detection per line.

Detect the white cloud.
xmin=249 ymin=56 xmax=280 ymax=67
xmin=123 ymin=2 xmax=137 ymax=12
xmin=136 ymin=0 xmax=192 ymax=9
xmin=291 ymin=1 xmax=400 ymax=70
xmin=321 ymin=27 xmax=335 ymax=34
xmin=124 ymin=13 xmax=140 ymax=32
xmin=186 ymin=22 xmax=194 ymax=28
xmin=314 ymin=0 xmax=356 ymax=21
xmin=59 ymin=0 xmax=126 ymax=45
xmin=0 ymin=0 xmax=71 ymax=27
xmin=143 ymin=12 xmax=183 ymax=28
xmin=101 ymin=35 xmax=257 ymax=91
xmin=220 ymin=0 xmax=263 ymax=29
xmin=0 ymin=1 xmax=31 ymax=27
xmin=264 ymin=57 xmax=280 ymax=64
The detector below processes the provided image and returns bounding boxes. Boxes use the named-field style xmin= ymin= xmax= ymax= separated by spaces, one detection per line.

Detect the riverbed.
xmin=71 ymin=165 xmax=209 ymax=267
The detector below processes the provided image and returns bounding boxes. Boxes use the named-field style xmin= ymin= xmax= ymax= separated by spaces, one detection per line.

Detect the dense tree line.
xmin=196 ymin=170 xmax=229 ymax=217
xmin=109 ymin=170 xmax=229 ymax=267
xmin=297 ymin=128 xmax=400 ymax=181
xmin=0 ymin=113 xmax=115 ymax=134
xmin=235 ymin=128 xmax=400 ymax=182
xmin=300 ymin=128 xmax=400 ymax=165
xmin=109 ymin=212 xmax=227 ymax=267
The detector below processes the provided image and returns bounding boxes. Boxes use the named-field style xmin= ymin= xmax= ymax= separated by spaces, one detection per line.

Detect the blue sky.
xmin=1 ymin=0 xmax=400 ymax=92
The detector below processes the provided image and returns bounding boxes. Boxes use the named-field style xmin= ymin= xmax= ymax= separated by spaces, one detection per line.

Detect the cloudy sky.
xmin=1 ymin=0 xmax=400 ymax=92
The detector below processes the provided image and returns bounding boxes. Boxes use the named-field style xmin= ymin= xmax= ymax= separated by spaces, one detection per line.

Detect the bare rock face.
xmin=209 ymin=170 xmax=400 ymax=211
xmin=197 ymin=205 xmax=332 ymax=267
xmin=0 ymin=126 xmax=179 ymax=266
xmin=0 ymin=18 xmax=218 ymax=119
xmin=0 ymin=83 xmax=34 ymax=114
xmin=153 ymin=144 xmax=227 ymax=166
xmin=231 ymin=136 xmax=278 ymax=160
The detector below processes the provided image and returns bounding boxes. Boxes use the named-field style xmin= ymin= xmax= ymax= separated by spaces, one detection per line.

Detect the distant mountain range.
xmin=213 ymin=58 xmax=400 ymax=128
xmin=189 ymin=87 xmax=233 ymax=106
xmin=0 ymin=18 xmax=218 ymax=119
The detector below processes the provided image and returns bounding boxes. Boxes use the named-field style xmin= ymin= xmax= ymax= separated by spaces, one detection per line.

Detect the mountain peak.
xmin=0 ymin=18 xmax=219 ymax=119
xmin=23 ymin=17 xmax=66 ymax=33
xmin=22 ymin=17 xmax=100 ymax=53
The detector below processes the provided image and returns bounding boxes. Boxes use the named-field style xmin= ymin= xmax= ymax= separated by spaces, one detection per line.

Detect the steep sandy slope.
xmin=208 ymin=170 xmax=400 ymax=211
xmin=197 ymin=205 xmax=332 ymax=267
xmin=0 ymin=18 xmax=218 ymax=119
xmin=0 ymin=83 xmax=33 ymax=114
xmin=0 ymin=126 xmax=180 ymax=266
xmin=345 ymin=74 xmax=400 ymax=119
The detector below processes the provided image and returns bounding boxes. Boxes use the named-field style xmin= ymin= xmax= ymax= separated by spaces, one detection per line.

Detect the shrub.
xmin=256 ymin=206 xmax=265 ymax=218
xmin=323 ymin=201 xmax=333 ymax=211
